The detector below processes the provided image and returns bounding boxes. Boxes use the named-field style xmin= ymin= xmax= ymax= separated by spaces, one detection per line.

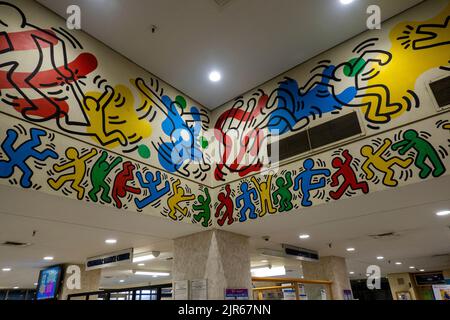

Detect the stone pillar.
xmin=387 ymin=273 xmax=418 ymax=300
xmin=59 ymin=264 xmax=101 ymax=300
xmin=302 ymin=256 xmax=352 ymax=300
xmin=173 ymin=229 xmax=252 ymax=300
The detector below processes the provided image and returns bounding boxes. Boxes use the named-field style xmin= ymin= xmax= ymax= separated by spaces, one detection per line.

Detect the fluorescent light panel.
xmin=134 ymin=271 xmax=170 ymax=277
xmin=251 ymin=266 xmax=286 ymax=277
xmin=132 ymin=254 xmax=155 ymax=263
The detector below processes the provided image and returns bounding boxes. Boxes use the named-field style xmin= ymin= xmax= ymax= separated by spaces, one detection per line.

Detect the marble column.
xmin=173 ymin=229 xmax=252 ymax=300
xmin=302 ymin=256 xmax=352 ymax=300
xmin=58 ymin=264 xmax=101 ymax=300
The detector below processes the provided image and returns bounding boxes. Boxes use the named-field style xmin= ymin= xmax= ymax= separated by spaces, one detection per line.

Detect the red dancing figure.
xmin=329 ymin=150 xmax=369 ymax=200
xmin=215 ymin=185 xmax=234 ymax=226
xmin=112 ymin=161 xmax=141 ymax=208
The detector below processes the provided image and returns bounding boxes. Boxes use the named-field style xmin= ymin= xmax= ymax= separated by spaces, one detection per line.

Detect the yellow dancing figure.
xmin=251 ymin=174 xmax=276 ymax=217
xmin=48 ymin=148 xmax=98 ymax=199
xmin=360 ymin=139 xmax=413 ymax=187
xmin=167 ymin=179 xmax=196 ymax=221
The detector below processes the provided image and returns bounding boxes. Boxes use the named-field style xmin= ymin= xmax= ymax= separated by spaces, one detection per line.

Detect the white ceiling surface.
xmin=36 ymin=0 xmax=424 ymax=108
xmin=226 ymin=175 xmax=450 ymax=279
xmin=1 ymin=175 xmax=449 ymax=288
xmin=0 ymin=184 xmax=203 ymax=289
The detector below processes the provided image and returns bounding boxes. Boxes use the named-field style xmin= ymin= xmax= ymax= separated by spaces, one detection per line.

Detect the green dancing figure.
xmin=88 ymin=151 xmax=122 ymax=203
xmin=272 ymin=172 xmax=293 ymax=212
xmin=392 ymin=129 xmax=445 ymax=179
xmin=193 ymin=188 xmax=211 ymax=227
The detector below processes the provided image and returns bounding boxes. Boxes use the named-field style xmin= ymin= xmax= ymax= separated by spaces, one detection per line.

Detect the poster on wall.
xmin=343 ymin=289 xmax=353 ymax=301
xmin=224 ymin=289 xmax=249 ymax=300
xmin=432 ymin=285 xmax=450 ymax=300
xmin=190 ymin=279 xmax=208 ymax=300
xmin=174 ymin=280 xmax=189 ymax=300
xmin=281 ymin=284 xmax=296 ymax=300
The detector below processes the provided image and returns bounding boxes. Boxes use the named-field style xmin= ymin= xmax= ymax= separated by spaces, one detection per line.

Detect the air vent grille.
xmin=429 ymin=75 xmax=450 ymax=109
xmin=269 ymin=112 xmax=362 ymax=163
xmin=1 ymin=241 xmax=31 ymax=247
xmin=369 ymin=232 xmax=398 ymax=240
xmin=213 ymin=0 xmax=232 ymax=7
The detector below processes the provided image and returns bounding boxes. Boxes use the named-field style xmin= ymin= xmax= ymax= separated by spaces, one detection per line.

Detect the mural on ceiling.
xmin=0 ymin=115 xmax=448 ymax=227
xmin=213 ymin=3 xmax=450 ymax=181
xmin=0 ymin=1 xmax=211 ymax=181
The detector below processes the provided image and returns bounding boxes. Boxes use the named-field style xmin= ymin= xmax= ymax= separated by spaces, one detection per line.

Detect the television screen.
xmin=414 ymin=272 xmax=445 ymax=286
xmin=36 ymin=265 xmax=63 ymax=300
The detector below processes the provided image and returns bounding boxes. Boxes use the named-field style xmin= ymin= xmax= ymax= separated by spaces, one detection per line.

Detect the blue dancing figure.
xmin=158 ymin=95 xmax=205 ymax=173
xmin=235 ymin=182 xmax=258 ymax=222
xmin=293 ymin=159 xmax=331 ymax=207
xmin=0 ymin=128 xmax=58 ymax=188
xmin=134 ymin=171 xmax=170 ymax=209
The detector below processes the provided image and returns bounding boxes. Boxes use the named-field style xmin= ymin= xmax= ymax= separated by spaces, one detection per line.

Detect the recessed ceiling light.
xmin=349 ymin=271 xmax=355 ymax=275
xmin=119 ymin=279 xmax=125 ymax=283
xmin=409 ymin=266 xmax=415 ymax=269
xmin=133 ymin=254 xmax=155 ymax=263
xmin=105 ymin=239 xmax=117 ymax=244
xmin=299 ymin=234 xmax=310 ymax=239
xmin=209 ymin=71 xmax=221 ymax=82
xmin=395 ymin=262 xmax=402 ymax=265
xmin=261 ymin=260 xmax=268 ymax=263
xmin=13 ymin=286 xmax=19 ymax=289
xmin=436 ymin=210 xmax=450 ymax=216
xmin=2 ymin=267 xmax=11 ymax=272
xmin=138 ymin=263 xmax=145 ymax=267
xmin=419 ymin=269 xmax=425 ymax=272
xmin=340 ymin=0 xmax=354 ymax=5
xmin=43 ymin=256 xmax=54 ymax=261
xmin=346 ymin=248 xmax=355 ymax=252
xmin=376 ymin=256 xmax=384 ymax=260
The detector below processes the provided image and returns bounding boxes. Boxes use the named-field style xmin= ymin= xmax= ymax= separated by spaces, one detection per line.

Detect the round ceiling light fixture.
xmin=209 ymin=71 xmax=221 ymax=82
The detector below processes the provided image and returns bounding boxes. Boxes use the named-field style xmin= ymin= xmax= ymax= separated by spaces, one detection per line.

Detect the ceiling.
xmin=227 ymin=175 xmax=450 ymax=279
xmin=36 ymin=0 xmax=424 ymax=109
xmin=1 ymin=175 xmax=449 ymax=289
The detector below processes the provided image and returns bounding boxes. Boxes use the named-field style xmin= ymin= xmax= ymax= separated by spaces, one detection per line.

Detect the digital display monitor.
xmin=36 ymin=265 xmax=63 ymax=300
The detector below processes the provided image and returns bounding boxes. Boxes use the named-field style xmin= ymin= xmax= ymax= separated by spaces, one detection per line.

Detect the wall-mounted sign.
xmin=174 ymin=280 xmax=189 ymax=300
xmin=432 ymin=284 xmax=450 ymax=300
xmin=191 ymin=279 xmax=208 ymax=300
xmin=85 ymin=248 xmax=133 ymax=271
xmin=343 ymin=289 xmax=353 ymax=301
xmin=225 ymin=289 xmax=249 ymax=300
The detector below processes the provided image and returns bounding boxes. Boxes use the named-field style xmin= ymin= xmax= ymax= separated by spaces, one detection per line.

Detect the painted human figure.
xmin=47 ymin=147 xmax=97 ymax=199
xmin=329 ymin=150 xmax=369 ymax=200
xmin=391 ymin=129 xmax=445 ymax=179
xmin=215 ymin=185 xmax=234 ymax=226
xmin=272 ymin=172 xmax=293 ymax=212
xmin=193 ymin=188 xmax=212 ymax=227
xmin=360 ymin=139 xmax=413 ymax=187
xmin=235 ymin=182 xmax=258 ymax=222
xmin=293 ymin=159 xmax=331 ymax=207
xmin=88 ymin=151 xmax=122 ymax=203
xmin=167 ymin=179 xmax=196 ymax=221
xmin=0 ymin=2 xmax=75 ymax=121
xmin=0 ymin=128 xmax=58 ymax=188
xmin=111 ymin=161 xmax=141 ymax=209
xmin=134 ymin=171 xmax=170 ymax=209
xmin=251 ymin=174 xmax=276 ymax=217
